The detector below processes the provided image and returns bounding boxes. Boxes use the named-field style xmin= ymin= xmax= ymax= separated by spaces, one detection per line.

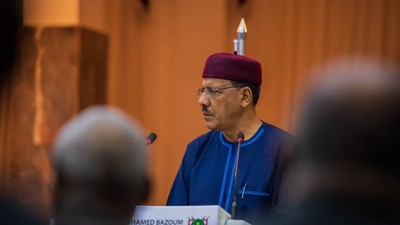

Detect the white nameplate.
xmin=131 ymin=205 xmax=231 ymax=225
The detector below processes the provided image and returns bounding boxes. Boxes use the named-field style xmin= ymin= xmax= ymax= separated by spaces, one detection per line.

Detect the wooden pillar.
xmin=0 ymin=0 xmax=108 ymax=219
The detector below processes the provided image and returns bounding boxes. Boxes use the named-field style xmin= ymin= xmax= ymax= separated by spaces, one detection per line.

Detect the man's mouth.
xmin=202 ymin=108 xmax=213 ymax=117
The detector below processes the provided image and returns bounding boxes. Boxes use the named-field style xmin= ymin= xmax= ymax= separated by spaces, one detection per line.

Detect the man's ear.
xmin=241 ymin=87 xmax=253 ymax=107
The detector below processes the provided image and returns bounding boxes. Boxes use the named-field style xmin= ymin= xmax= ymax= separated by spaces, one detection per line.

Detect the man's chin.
xmin=204 ymin=121 xmax=217 ymax=130
xmin=205 ymin=122 xmax=222 ymax=131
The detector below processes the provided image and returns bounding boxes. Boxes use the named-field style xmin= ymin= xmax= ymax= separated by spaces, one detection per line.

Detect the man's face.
xmin=197 ymin=78 xmax=242 ymax=131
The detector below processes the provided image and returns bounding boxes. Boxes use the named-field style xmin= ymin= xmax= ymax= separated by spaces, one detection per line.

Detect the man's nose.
xmin=198 ymin=92 xmax=210 ymax=107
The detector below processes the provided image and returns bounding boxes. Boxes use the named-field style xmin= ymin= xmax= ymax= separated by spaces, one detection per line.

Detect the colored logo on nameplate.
xmin=188 ymin=217 xmax=209 ymax=225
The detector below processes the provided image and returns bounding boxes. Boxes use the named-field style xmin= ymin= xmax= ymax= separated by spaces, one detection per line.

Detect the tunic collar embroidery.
xmin=219 ymin=123 xmax=265 ymax=148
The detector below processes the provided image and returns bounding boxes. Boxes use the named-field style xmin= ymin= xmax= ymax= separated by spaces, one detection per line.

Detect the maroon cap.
xmin=202 ymin=53 xmax=262 ymax=85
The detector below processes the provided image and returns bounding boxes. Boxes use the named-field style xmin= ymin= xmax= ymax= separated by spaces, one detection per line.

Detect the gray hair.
xmin=53 ymin=105 xmax=149 ymax=210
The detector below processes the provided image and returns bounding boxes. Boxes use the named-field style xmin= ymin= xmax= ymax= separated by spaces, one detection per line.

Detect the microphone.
xmin=231 ymin=131 xmax=244 ymax=219
xmin=146 ymin=132 xmax=157 ymax=145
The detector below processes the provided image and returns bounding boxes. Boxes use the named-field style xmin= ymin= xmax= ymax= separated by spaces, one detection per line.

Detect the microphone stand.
xmin=231 ymin=132 xmax=244 ymax=219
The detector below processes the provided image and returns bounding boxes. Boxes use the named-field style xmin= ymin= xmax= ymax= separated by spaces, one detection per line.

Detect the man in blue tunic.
xmin=167 ymin=52 xmax=293 ymax=224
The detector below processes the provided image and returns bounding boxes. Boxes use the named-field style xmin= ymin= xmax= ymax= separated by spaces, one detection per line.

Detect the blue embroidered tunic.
xmin=167 ymin=121 xmax=292 ymax=224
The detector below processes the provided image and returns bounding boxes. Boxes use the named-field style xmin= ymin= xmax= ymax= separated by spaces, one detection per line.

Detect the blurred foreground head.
xmin=299 ymin=59 xmax=400 ymax=175
xmin=294 ymin=57 xmax=400 ymax=201
xmin=52 ymin=106 xmax=150 ymax=225
xmin=296 ymin=59 xmax=400 ymax=198
xmin=277 ymin=58 xmax=400 ymax=225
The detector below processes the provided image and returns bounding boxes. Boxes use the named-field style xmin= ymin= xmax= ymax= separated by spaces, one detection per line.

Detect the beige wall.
xmin=24 ymin=0 xmax=80 ymax=27
xmin=24 ymin=0 xmax=108 ymax=33
xmin=106 ymin=0 xmax=229 ymax=205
